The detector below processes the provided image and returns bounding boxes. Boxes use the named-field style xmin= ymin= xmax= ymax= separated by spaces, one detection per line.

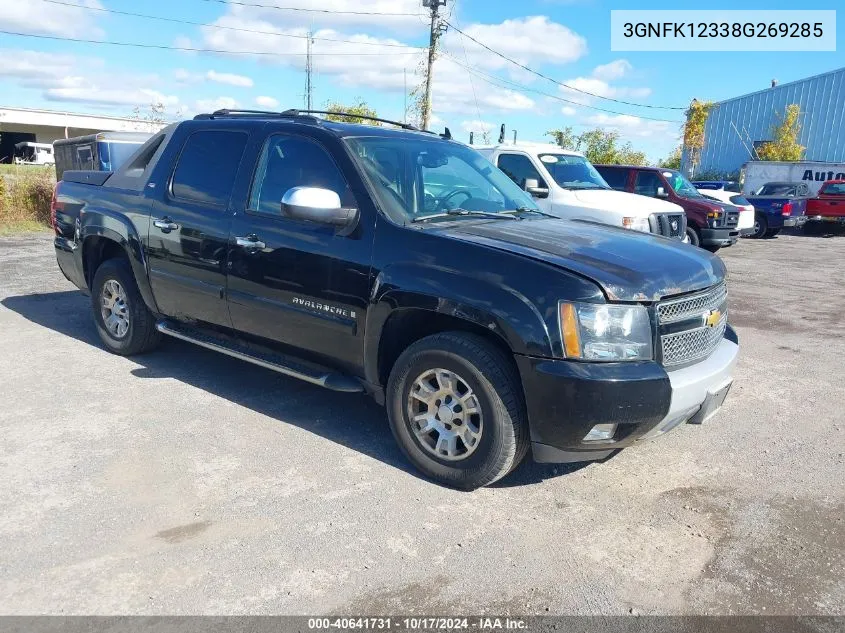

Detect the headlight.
xmin=559 ymin=302 xmax=653 ymax=361
xmin=622 ymin=216 xmax=651 ymax=232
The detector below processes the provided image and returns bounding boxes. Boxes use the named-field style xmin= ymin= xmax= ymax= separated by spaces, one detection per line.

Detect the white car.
xmin=475 ymin=142 xmax=689 ymax=241
xmin=696 ymin=188 xmax=755 ymax=237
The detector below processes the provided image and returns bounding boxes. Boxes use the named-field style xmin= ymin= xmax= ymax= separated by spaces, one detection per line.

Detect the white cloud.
xmin=559 ymin=60 xmax=651 ymax=106
xmin=194 ymin=97 xmax=240 ymax=112
xmin=592 ymin=59 xmax=632 ymax=81
xmin=561 ymin=106 xmax=578 ymax=116
xmin=582 ymin=113 xmax=675 ymax=139
xmin=0 ymin=49 xmax=180 ymax=111
xmin=0 ymin=0 xmax=103 ymax=37
xmin=214 ymin=0 xmax=424 ymax=31
xmin=443 ymin=16 xmax=587 ymax=77
xmin=206 ymin=70 xmax=254 ymax=87
xmin=460 ymin=120 xmax=495 ymax=134
xmin=256 ymin=96 xmax=280 ymax=108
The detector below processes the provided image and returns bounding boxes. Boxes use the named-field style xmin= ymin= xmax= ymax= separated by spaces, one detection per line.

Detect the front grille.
xmin=661 ymin=314 xmax=727 ymax=366
xmin=657 ymin=283 xmax=728 ymax=367
xmin=725 ymin=210 xmax=739 ymax=228
xmin=657 ymin=283 xmax=727 ymax=324
xmin=650 ymin=213 xmax=686 ymax=239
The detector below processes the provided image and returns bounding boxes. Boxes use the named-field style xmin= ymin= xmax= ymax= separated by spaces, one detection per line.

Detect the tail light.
xmin=782 ymin=201 xmax=793 ymax=216
xmin=50 ymin=184 xmax=64 ymax=232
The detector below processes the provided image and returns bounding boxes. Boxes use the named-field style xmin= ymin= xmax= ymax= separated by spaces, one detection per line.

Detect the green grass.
xmin=0 ymin=219 xmax=49 ymax=236
xmin=0 ymin=164 xmax=54 ymax=176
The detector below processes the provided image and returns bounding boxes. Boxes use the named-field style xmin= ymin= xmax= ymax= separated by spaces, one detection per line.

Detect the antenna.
xmin=498 ymin=124 xmax=505 ymax=144
xmin=305 ymin=30 xmax=314 ymax=111
xmin=513 ymin=130 xmax=517 ymax=144
xmin=469 ymin=131 xmax=474 ymax=145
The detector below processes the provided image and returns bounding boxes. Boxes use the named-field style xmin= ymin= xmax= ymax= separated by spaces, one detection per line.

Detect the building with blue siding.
xmin=682 ymin=66 xmax=845 ymax=177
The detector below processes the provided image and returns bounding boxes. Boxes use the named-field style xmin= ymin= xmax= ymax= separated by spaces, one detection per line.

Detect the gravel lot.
xmin=0 ymin=231 xmax=843 ymax=615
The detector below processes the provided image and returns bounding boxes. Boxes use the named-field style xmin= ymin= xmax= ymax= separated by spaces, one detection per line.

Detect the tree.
xmin=658 ymin=146 xmax=682 ymax=170
xmin=324 ymin=99 xmax=380 ymax=125
xmin=547 ymin=127 xmax=647 ymax=165
xmin=546 ymin=127 xmax=578 ymax=151
xmin=129 ymin=101 xmax=178 ymax=132
xmin=755 ymin=104 xmax=805 ymax=161
xmin=682 ymin=99 xmax=713 ymax=174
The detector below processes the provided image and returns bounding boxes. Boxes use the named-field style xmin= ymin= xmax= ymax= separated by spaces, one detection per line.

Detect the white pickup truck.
xmin=475 ymin=142 xmax=688 ymax=240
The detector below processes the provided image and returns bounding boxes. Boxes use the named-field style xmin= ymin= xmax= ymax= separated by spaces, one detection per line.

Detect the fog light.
xmin=584 ymin=423 xmax=617 ymax=441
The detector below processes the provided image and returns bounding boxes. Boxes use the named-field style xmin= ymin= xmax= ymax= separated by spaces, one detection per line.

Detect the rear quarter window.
xmin=596 ymin=166 xmax=628 ymax=190
xmin=170 ymin=130 xmax=248 ymax=206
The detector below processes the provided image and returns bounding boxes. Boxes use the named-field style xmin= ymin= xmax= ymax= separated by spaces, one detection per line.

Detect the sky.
xmin=0 ymin=0 xmax=842 ymax=162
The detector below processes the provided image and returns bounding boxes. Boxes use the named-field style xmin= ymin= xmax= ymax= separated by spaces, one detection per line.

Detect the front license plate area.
xmin=688 ymin=382 xmax=732 ymax=425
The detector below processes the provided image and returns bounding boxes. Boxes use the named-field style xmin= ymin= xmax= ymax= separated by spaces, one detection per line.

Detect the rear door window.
xmin=170 ymin=130 xmax=248 ymax=207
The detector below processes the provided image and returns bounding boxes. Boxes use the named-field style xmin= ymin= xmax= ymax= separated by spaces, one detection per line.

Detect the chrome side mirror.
xmin=524 ymin=178 xmax=549 ymax=199
xmin=281 ymin=187 xmax=359 ymax=235
xmin=656 ymin=186 xmax=669 ymax=198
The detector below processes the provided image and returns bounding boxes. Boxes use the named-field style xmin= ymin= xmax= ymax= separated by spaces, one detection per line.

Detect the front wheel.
xmin=765 ymin=228 xmax=782 ymax=238
xmin=685 ymin=226 xmax=701 ymax=247
xmin=386 ymin=332 xmax=528 ymax=490
xmin=91 ymin=258 xmax=161 ymax=356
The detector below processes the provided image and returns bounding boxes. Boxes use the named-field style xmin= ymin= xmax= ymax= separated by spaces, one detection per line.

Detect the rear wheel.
xmin=765 ymin=228 xmax=781 ymax=238
xmin=91 ymin=258 xmax=161 ymax=356
xmin=752 ymin=214 xmax=768 ymax=239
xmin=386 ymin=332 xmax=528 ymax=490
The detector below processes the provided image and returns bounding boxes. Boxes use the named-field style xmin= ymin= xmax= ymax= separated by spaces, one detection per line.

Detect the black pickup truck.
xmin=51 ymin=109 xmax=739 ymax=489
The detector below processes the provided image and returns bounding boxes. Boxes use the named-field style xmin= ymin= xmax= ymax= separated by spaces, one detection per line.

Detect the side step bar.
xmin=156 ymin=321 xmax=363 ymax=393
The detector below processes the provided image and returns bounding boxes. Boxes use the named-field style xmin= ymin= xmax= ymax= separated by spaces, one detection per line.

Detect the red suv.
xmin=595 ymin=165 xmax=740 ymax=252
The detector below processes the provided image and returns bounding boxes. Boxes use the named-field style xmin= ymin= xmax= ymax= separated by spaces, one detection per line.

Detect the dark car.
xmin=596 ymin=165 xmax=740 ymax=252
xmin=51 ymin=109 xmax=739 ymax=489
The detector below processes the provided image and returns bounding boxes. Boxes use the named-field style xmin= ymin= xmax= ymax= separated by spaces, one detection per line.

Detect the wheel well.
xmin=83 ymin=236 xmax=127 ymax=290
xmin=378 ymin=309 xmax=515 ymax=386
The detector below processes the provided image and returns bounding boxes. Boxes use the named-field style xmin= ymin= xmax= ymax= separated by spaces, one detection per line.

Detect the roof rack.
xmin=194 ymin=109 xmax=321 ymax=123
xmin=287 ymin=109 xmax=420 ymax=131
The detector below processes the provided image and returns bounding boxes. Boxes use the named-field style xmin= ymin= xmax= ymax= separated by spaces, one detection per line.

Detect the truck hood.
xmin=438 ymin=218 xmax=725 ymax=302
xmin=569 ymin=188 xmax=684 ymax=215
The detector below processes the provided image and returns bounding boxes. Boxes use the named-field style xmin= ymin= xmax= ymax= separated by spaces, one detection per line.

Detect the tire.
xmin=752 ymin=214 xmax=768 ymax=239
xmin=91 ymin=257 xmax=161 ymax=356
xmin=685 ymin=226 xmax=701 ymax=247
xmin=765 ymin=228 xmax=781 ymax=238
xmin=386 ymin=332 xmax=528 ymax=490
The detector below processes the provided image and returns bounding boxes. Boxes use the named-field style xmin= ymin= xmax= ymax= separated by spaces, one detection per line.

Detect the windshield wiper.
xmin=411 ymin=208 xmax=520 ymax=223
xmin=501 ymin=207 xmax=557 ymax=218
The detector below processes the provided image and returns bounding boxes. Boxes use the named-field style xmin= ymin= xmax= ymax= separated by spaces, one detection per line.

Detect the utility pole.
xmin=305 ymin=30 xmax=314 ymax=111
xmin=421 ymin=0 xmax=446 ymax=131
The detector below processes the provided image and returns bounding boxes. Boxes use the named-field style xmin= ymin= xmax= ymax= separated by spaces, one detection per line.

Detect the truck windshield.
xmin=756 ymin=184 xmax=797 ymax=196
xmin=345 ymin=136 xmax=538 ymax=223
xmin=664 ymin=170 xmax=703 ymax=197
xmin=821 ymin=183 xmax=845 ymax=195
xmin=537 ymin=154 xmax=610 ymax=190
xmin=97 ymin=141 xmax=144 ymax=172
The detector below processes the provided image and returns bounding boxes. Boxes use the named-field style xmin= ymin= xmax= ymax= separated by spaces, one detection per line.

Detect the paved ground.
xmin=0 ymin=231 xmax=843 ymax=616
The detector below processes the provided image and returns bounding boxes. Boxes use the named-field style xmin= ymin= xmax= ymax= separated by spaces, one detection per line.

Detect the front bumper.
xmin=700 ymin=227 xmax=739 ymax=247
xmin=516 ymin=328 xmax=739 ymax=464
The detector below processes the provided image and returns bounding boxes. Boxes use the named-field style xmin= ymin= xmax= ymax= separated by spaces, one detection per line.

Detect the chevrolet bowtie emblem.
xmin=704 ymin=309 xmax=722 ymax=328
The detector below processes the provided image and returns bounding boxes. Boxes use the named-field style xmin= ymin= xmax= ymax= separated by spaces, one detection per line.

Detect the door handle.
xmin=153 ymin=218 xmax=179 ymax=233
xmin=235 ymin=235 xmax=266 ymax=250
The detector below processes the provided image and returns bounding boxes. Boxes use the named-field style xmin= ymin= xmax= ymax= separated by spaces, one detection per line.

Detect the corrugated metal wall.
xmin=685 ymin=66 xmax=845 ymax=176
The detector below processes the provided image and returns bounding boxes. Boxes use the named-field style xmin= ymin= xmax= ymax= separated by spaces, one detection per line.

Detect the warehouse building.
xmin=683 ymin=66 xmax=845 ymax=177
xmin=0 ymin=106 xmax=164 ymax=164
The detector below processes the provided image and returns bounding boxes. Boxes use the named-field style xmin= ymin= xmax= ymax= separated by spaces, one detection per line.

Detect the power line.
xmin=442 ymin=53 xmax=683 ymax=124
xmin=197 ymin=0 xmax=423 ymax=17
xmin=34 ymin=0 xmax=427 ymax=50
xmin=0 ymin=30 xmax=421 ymax=56
xmin=444 ymin=20 xmax=688 ymax=111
